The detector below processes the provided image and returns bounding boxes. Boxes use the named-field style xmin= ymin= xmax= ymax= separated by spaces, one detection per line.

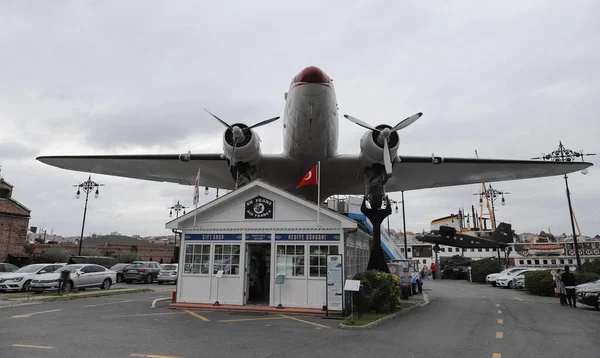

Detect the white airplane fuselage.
xmin=282 ymin=67 xmax=339 ymax=171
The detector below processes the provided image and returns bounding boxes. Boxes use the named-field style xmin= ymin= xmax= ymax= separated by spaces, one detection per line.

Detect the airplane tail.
xmin=491 ymin=222 xmax=513 ymax=244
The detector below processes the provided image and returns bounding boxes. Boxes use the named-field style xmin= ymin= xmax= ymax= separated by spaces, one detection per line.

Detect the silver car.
xmin=157 ymin=264 xmax=178 ymax=284
xmin=30 ymin=264 xmax=116 ymax=292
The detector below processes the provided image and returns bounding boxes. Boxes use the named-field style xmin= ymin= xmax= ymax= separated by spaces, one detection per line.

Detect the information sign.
xmin=326 ymin=254 xmax=343 ymax=312
xmin=275 ymin=274 xmax=285 ymax=285
xmin=344 ymin=279 xmax=361 ymax=292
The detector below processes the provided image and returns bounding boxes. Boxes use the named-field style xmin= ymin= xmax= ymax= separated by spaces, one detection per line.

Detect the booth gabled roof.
xmin=165 ymin=179 xmax=357 ymax=229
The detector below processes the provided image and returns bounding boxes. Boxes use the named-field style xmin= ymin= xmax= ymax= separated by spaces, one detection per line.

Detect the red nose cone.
xmin=293 ymin=66 xmax=330 ymax=84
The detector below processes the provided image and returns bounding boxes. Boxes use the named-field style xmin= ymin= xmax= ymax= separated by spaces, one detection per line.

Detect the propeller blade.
xmin=391 ymin=112 xmax=423 ymax=132
xmin=383 ymin=138 xmax=393 ymax=175
xmin=247 ymin=116 xmax=280 ymax=130
xmin=204 ymin=109 xmax=232 ymax=130
xmin=343 ymin=115 xmax=377 ymax=132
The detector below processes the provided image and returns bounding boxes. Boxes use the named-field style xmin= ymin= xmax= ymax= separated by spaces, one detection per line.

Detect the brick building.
xmin=0 ymin=178 xmax=31 ymax=260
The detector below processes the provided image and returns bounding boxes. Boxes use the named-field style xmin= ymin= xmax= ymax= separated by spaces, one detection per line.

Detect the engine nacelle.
xmin=358 ymin=125 xmax=400 ymax=167
xmin=222 ymin=123 xmax=262 ymax=168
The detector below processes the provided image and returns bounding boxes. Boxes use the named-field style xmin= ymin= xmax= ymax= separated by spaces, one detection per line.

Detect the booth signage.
xmin=274 ymin=233 xmax=340 ymax=241
xmin=244 ymin=196 xmax=274 ymax=219
xmin=184 ymin=233 xmax=242 ymax=241
xmin=246 ymin=233 xmax=271 ymax=241
xmin=326 ymin=254 xmax=343 ymax=312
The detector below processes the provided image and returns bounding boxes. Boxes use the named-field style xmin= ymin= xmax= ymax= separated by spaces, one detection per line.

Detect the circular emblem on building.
xmin=253 ymin=203 xmax=265 ymax=215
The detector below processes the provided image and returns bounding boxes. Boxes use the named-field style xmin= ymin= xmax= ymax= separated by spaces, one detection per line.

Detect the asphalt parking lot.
xmin=0 ymin=289 xmax=343 ymax=358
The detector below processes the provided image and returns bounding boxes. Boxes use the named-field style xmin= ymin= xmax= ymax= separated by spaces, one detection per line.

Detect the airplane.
xmin=37 ymin=66 xmax=593 ymax=210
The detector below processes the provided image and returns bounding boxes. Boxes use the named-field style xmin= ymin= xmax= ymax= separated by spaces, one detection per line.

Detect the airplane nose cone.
xmin=293 ymin=66 xmax=330 ymax=84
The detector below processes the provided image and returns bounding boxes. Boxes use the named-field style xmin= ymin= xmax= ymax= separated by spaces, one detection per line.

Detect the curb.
xmin=339 ymin=292 xmax=429 ymax=330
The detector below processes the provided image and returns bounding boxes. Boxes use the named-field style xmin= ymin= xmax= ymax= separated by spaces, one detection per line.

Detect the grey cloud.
xmin=0 ymin=141 xmax=40 ymax=160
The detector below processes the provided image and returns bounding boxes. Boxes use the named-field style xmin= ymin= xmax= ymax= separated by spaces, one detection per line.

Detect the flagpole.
xmin=316 ymin=161 xmax=321 ymax=228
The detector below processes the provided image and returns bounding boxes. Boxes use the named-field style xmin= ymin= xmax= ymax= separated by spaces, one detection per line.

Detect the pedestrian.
xmin=555 ymin=269 xmax=567 ymax=306
xmin=561 ymin=266 xmax=577 ymax=308
xmin=423 ymin=266 xmax=429 ymax=280
xmin=430 ymin=262 xmax=437 ymax=280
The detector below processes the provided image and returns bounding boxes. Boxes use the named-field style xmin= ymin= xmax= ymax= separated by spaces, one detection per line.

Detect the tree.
xmin=118 ymin=251 xmax=139 ymax=263
xmin=42 ymin=247 xmax=71 ymax=263
xmin=80 ymin=248 xmax=100 ymax=256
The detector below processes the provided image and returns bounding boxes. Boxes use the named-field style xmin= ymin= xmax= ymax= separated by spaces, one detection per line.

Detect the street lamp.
xmin=74 ymin=176 xmax=104 ymax=256
xmin=168 ymin=200 xmax=187 ymax=263
xmin=474 ymin=184 xmax=509 ymax=229
xmin=387 ymin=192 xmax=408 ymax=258
xmin=532 ymin=141 xmax=596 ymax=271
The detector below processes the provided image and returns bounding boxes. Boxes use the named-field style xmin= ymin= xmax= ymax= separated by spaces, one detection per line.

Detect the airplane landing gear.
xmin=364 ymin=164 xmax=389 ymax=210
xmin=228 ymin=162 xmax=257 ymax=189
xmin=361 ymin=196 xmax=392 ymax=273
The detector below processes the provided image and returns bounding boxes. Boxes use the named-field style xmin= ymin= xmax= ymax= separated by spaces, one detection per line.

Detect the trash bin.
xmin=417 ymin=281 xmax=423 ymax=294
xmin=401 ymin=284 xmax=410 ymax=299
xmin=412 ymin=282 xmax=417 ymax=295
xmin=59 ymin=270 xmax=71 ymax=293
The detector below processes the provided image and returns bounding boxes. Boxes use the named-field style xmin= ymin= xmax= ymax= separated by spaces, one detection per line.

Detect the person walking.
xmin=423 ymin=266 xmax=429 ymax=280
xmin=561 ymin=266 xmax=577 ymax=308
xmin=430 ymin=262 xmax=437 ymax=280
xmin=555 ymin=269 xmax=567 ymax=306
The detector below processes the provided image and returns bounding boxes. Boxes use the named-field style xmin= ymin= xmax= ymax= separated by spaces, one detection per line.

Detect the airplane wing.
xmin=37 ymin=153 xmax=234 ymax=188
xmin=320 ymin=155 xmax=593 ymax=195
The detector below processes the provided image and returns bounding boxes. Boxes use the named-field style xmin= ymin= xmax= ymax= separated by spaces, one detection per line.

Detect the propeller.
xmin=344 ymin=112 xmax=423 ymax=175
xmin=205 ymin=109 xmax=280 ymax=170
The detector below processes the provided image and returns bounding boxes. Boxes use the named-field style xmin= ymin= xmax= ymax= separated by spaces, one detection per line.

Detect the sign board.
xmin=275 ymin=274 xmax=285 ymax=285
xmin=215 ymin=270 xmax=224 ymax=278
xmin=245 ymin=196 xmax=274 ymax=219
xmin=274 ymin=233 xmax=340 ymax=241
xmin=326 ymin=254 xmax=343 ymax=312
xmin=185 ymin=233 xmax=242 ymax=241
xmin=344 ymin=279 xmax=361 ymax=292
xmin=246 ymin=233 xmax=271 ymax=241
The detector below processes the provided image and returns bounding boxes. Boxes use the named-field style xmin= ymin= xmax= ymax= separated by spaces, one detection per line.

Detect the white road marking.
xmin=12 ymin=309 xmax=62 ymax=318
xmin=84 ymin=299 xmax=138 ymax=308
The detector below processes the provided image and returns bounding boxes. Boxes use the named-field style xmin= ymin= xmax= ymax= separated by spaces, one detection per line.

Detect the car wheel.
xmin=158 ymin=281 xmax=163 ymax=285
xmin=21 ymin=280 xmax=32 ymax=292
xmin=492 ymin=282 xmax=497 ymax=287
xmin=145 ymin=274 xmax=152 ymax=284
xmin=508 ymin=281 xmax=513 ymax=289
xmin=116 ymin=274 xmax=122 ymax=283
xmin=101 ymin=278 xmax=112 ymax=290
xmin=125 ymin=280 xmax=132 ymax=284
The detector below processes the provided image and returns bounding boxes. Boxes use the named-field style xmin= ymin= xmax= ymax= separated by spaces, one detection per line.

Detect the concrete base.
xmin=169 ymin=302 xmax=341 ymax=317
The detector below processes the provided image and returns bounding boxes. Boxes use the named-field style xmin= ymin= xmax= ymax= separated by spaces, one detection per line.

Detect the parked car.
xmin=486 ymin=268 xmax=526 ymax=286
xmin=110 ymin=263 xmax=129 ymax=283
xmin=0 ymin=263 xmax=19 ymax=273
xmin=30 ymin=264 xmax=116 ymax=293
xmin=123 ymin=261 xmax=161 ymax=284
xmin=157 ymin=264 xmax=178 ymax=284
xmin=496 ymin=268 xmax=534 ymax=288
xmin=68 ymin=256 xmax=118 ymax=269
xmin=575 ymin=279 xmax=600 ymax=310
xmin=0 ymin=263 xmax=65 ymax=292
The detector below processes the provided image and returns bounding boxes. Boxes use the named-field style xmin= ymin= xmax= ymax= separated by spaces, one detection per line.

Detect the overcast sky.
xmin=1 ymin=1 xmax=599 ymax=238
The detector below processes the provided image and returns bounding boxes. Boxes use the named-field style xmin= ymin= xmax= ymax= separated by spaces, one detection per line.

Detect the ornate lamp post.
xmin=387 ymin=195 xmax=409 ymax=259
xmin=74 ymin=176 xmax=104 ymax=255
xmin=475 ymin=185 xmax=509 ymax=230
xmin=532 ymin=141 xmax=596 ymax=271
xmin=168 ymin=201 xmax=187 ymax=262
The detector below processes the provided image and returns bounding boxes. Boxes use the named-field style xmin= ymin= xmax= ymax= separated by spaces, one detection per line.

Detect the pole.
xmin=78 ymin=190 xmax=90 ymax=255
xmin=564 ymin=174 xmax=582 ymax=270
xmin=401 ymin=191 xmax=408 ymax=258
xmin=316 ymin=161 xmax=321 ymax=228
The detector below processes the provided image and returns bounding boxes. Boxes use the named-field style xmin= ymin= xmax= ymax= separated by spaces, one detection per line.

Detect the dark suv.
xmin=123 ymin=261 xmax=161 ymax=284
xmin=576 ymin=279 xmax=600 ymax=310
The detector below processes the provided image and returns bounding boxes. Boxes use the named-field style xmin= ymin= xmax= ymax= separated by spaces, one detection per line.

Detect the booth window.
xmin=309 ymin=245 xmax=339 ymax=277
xmin=213 ymin=244 xmax=240 ymax=275
xmin=276 ymin=245 xmax=305 ymax=277
xmin=184 ymin=244 xmax=211 ymax=274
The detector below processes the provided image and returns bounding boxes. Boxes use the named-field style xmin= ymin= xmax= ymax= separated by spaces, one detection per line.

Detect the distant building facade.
xmin=0 ymin=178 xmax=31 ymax=260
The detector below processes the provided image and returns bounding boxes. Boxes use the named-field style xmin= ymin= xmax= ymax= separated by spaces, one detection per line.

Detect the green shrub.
xmin=581 ymin=259 xmax=600 ymax=276
xmin=80 ymin=247 xmax=101 ymax=256
xmin=352 ymin=270 xmax=402 ymax=313
xmin=470 ymin=257 xmax=502 ymax=283
xmin=524 ymin=270 xmax=555 ymax=296
xmin=575 ymin=271 xmax=600 ymax=285
xmin=118 ymin=251 xmax=139 ymax=263
xmin=42 ymin=247 xmax=71 ymax=263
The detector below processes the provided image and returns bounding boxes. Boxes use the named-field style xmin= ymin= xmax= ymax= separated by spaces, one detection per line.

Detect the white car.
xmin=486 ymin=268 xmax=526 ymax=286
xmin=30 ymin=264 xmax=117 ymax=293
xmin=0 ymin=263 xmax=65 ymax=292
xmin=157 ymin=264 xmax=178 ymax=284
xmin=496 ymin=269 xmax=536 ymax=288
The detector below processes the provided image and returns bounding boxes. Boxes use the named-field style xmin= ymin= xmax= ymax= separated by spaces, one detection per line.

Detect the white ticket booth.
xmin=165 ymin=180 xmax=366 ymax=310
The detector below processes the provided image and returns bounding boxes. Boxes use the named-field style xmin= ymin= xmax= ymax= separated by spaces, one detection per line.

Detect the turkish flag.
xmin=296 ymin=165 xmax=318 ymax=189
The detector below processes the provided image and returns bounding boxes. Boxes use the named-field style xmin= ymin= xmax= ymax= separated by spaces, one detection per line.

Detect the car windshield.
xmin=162 ymin=265 xmax=177 ymax=270
xmin=54 ymin=265 xmax=83 ymax=273
xmin=15 ymin=264 xmax=46 ymax=273
xmin=129 ymin=263 xmax=145 ymax=268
